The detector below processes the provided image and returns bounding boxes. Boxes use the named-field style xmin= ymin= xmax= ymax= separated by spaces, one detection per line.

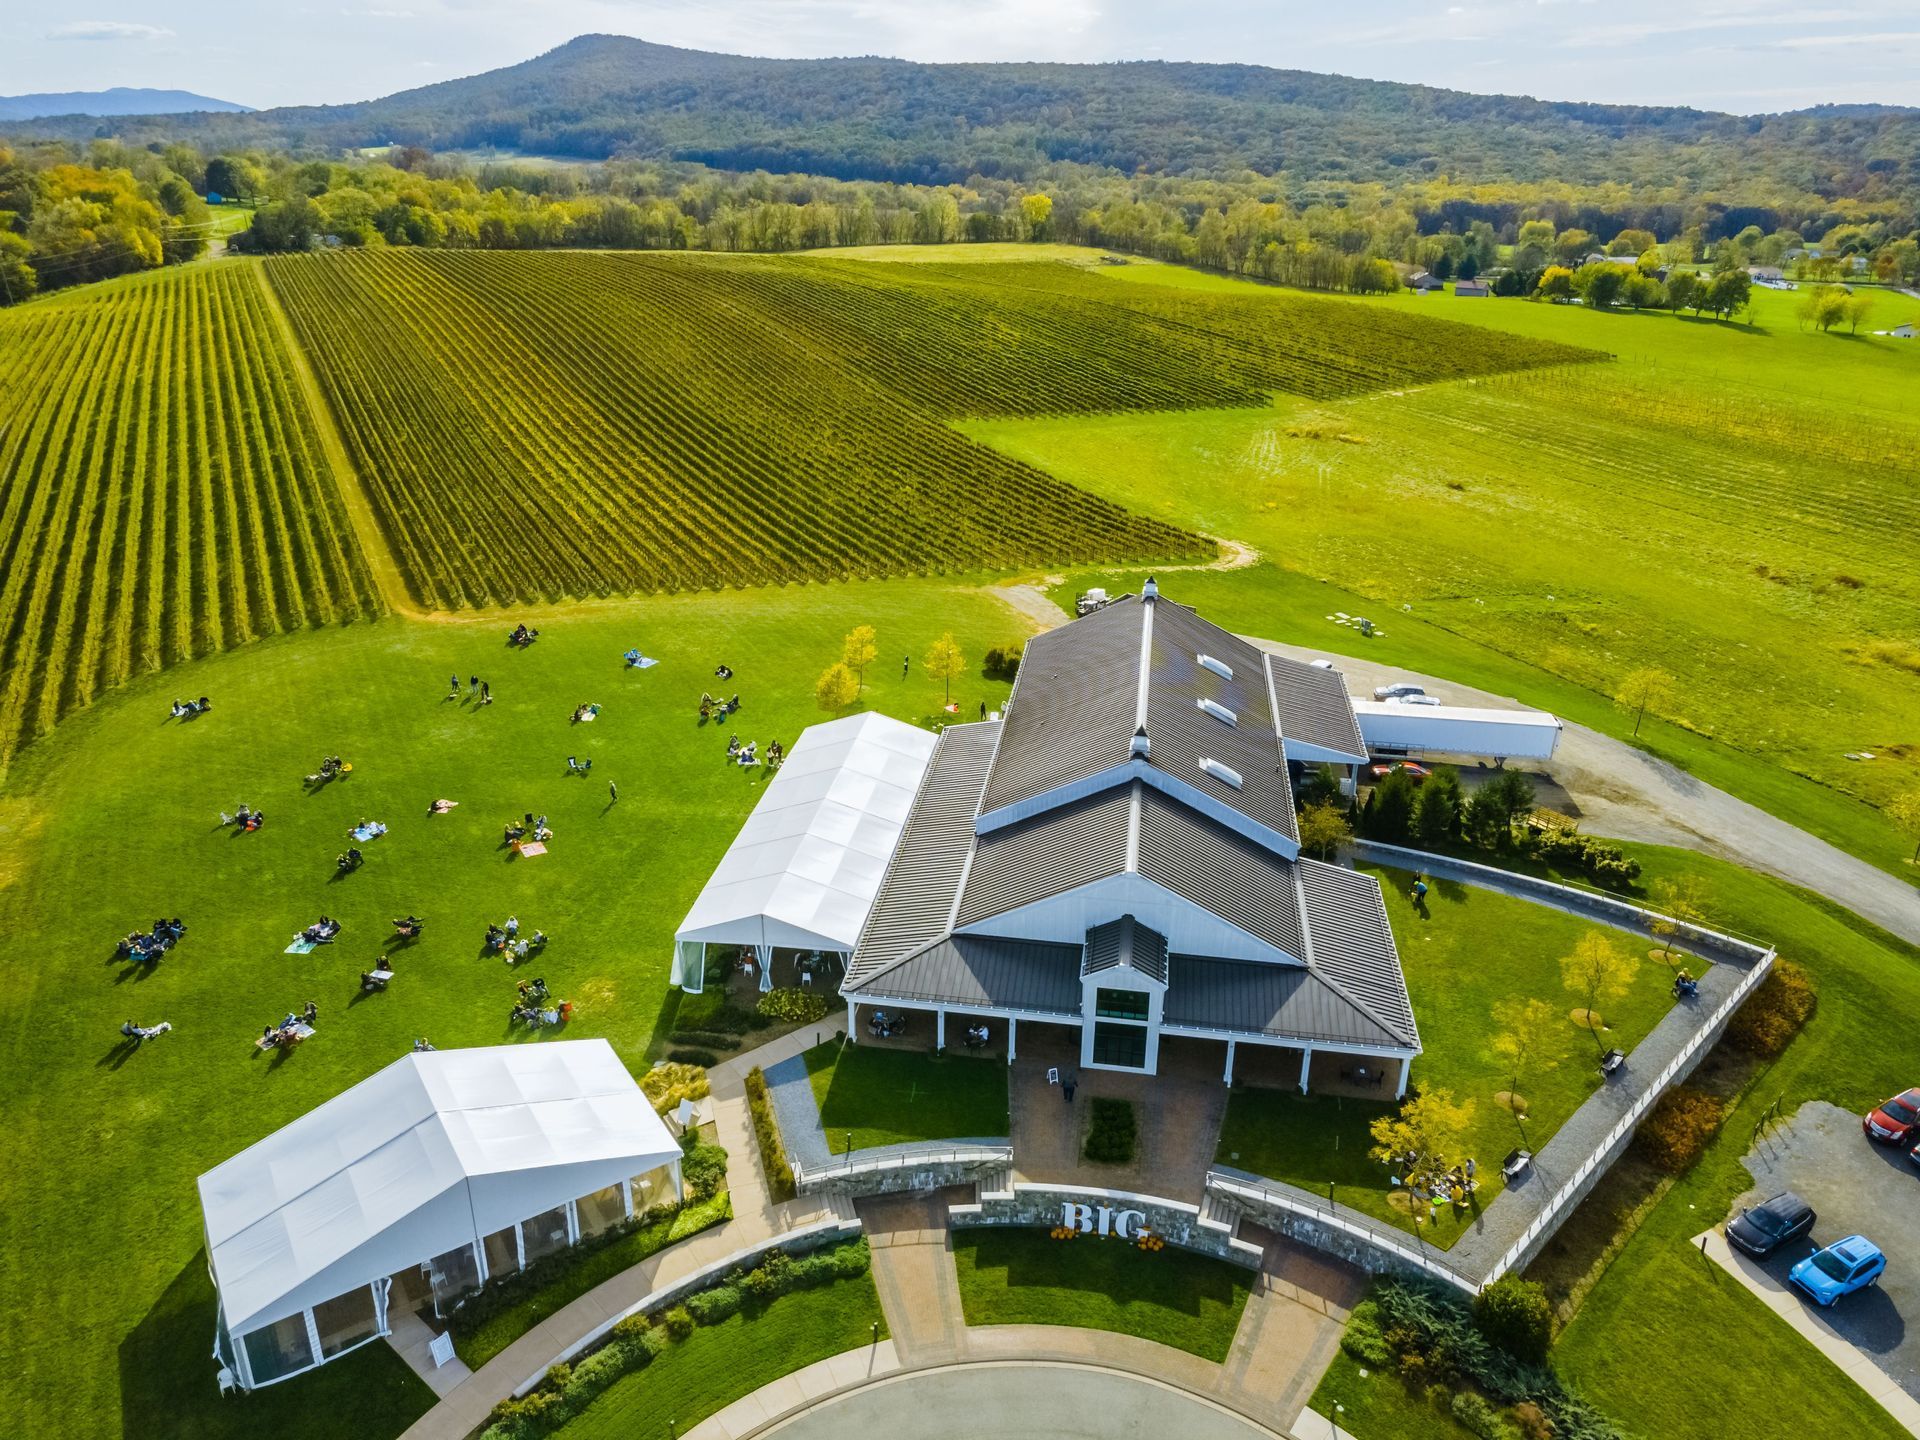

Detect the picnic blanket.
xmin=515 ymin=840 xmax=548 ymax=857
xmin=351 ymin=823 xmax=386 ymax=842
xmin=255 ymin=1022 xmax=316 ymax=1051
xmin=285 ymin=939 xmax=317 ymax=955
xmin=623 ymin=649 xmax=658 ymax=669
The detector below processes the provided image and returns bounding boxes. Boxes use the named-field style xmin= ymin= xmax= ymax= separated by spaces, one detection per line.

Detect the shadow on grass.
xmin=118 ymin=1253 xmax=433 ymax=1440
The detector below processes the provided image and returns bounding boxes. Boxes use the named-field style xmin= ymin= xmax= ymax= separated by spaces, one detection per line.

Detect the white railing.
xmin=1475 ymin=947 xmax=1774 ymax=1285
xmin=1206 ymin=1170 xmax=1480 ymax=1294
xmin=793 ymin=1140 xmax=1012 ymax=1186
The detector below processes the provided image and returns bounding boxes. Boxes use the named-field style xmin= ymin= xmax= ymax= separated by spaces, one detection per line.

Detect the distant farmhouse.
xmin=1453 ymin=279 xmax=1490 ymax=297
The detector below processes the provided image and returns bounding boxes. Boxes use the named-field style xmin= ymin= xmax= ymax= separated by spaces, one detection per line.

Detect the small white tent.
xmin=200 ymin=1040 xmax=680 ymax=1389
xmin=672 ymin=712 xmax=939 ymax=992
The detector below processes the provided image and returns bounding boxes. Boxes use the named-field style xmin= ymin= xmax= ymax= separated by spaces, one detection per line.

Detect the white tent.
xmin=199 ymin=1040 xmax=681 ymax=1389
xmin=671 ymin=712 xmax=939 ymax=991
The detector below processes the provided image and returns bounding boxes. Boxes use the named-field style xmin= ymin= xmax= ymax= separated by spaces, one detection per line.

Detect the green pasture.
xmin=960 ymin=259 xmax=1920 ymax=869
xmin=0 ymin=579 xmax=1020 ymax=1438
xmin=1217 ymin=862 xmax=1679 ymax=1246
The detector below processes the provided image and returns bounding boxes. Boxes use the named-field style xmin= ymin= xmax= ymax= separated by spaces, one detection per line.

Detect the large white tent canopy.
xmin=199 ymin=1040 xmax=679 ymax=1340
xmin=672 ymin=712 xmax=939 ymax=989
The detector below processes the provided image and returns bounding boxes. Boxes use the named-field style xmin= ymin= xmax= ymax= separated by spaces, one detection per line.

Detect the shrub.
xmin=609 ymin=1313 xmax=651 ymax=1345
xmin=1635 ymin=1085 xmax=1727 ymax=1173
xmin=640 ymin=1061 xmax=710 ymax=1116
xmin=1726 ymin=959 xmax=1815 ymax=1058
xmin=757 ymin=986 xmax=828 ymax=1024
xmin=1081 ymin=1097 xmax=1138 ymax=1164
xmin=542 ymin=1362 xmax=571 ymax=1391
xmin=668 ymin=1048 xmax=719 ymax=1068
xmin=744 ymin=1066 xmax=798 ymax=1202
xmin=685 ymin=1282 xmax=744 ymax=1325
xmin=1523 ymin=826 xmax=1642 ymax=886
xmin=1512 ymin=1402 xmax=1554 ymax=1440
xmin=982 ymin=644 xmax=1024 ymax=681
xmin=1452 ymin=1390 xmax=1521 ymax=1440
xmin=1340 ymin=1300 xmax=1393 ymax=1367
xmin=669 ymin=1029 xmax=742 ymax=1051
xmin=660 ymin=1306 xmax=695 ymax=1341
xmin=1475 ymin=1275 xmax=1552 ymax=1364
xmin=682 ymin=1139 xmax=729 ymax=1201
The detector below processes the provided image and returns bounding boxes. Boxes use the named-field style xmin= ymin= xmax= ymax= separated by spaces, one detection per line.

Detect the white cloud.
xmin=47 ymin=19 xmax=175 ymax=40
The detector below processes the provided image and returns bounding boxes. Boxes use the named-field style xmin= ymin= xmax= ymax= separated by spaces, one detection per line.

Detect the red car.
xmin=1864 ymin=1088 xmax=1920 ymax=1145
xmin=1368 ymin=761 xmax=1431 ymax=782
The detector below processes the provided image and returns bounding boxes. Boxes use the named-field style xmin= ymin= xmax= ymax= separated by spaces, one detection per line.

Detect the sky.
xmin=4 ymin=0 xmax=1918 ymax=115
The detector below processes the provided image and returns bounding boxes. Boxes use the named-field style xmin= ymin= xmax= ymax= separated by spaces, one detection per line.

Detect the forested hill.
xmin=0 ymin=88 xmax=249 ymax=121
xmin=11 ymin=35 xmax=1918 ymax=199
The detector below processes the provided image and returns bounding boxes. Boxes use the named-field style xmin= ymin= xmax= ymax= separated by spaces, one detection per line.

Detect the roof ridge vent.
xmin=1196 ymin=696 xmax=1237 ymax=727
xmin=1197 ymin=653 xmax=1234 ymax=681
xmin=1198 ymin=756 xmax=1243 ymax=789
xmin=1130 ymin=725 xmax=1152 ymax=761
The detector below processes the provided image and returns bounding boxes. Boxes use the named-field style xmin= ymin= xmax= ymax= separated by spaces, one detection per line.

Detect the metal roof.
xmin=1083 ymin=914 xmax=1170 ymax=983
xmin=843 ymin=933 xmax=1083 ymax=1014
xmin=1134 ymin=789 xmax=1307 ymax=960
xmin=1298 ymin=858 xmax=1421 ymax=1047
xmin=1265 ymin=653 xmax=1369 ymax=764
xmin=954 ymin=785 xmax=1133 ymax=927
xmin=845 ymin=721 xmax=1000 ymax=987
xmin=1163 ymin=956 xmax=1412 ymax=1050
xmin=975 ymin=593 xmax=1300 ymax=854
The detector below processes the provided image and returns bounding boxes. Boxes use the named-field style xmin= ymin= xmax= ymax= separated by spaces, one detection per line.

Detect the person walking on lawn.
xmin=608 ymin=779 xmax=618 ymax=803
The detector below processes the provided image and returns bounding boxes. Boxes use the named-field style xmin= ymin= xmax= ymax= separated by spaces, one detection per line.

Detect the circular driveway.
xmin=755 ymin=1359 xmax=1284 ymax=1439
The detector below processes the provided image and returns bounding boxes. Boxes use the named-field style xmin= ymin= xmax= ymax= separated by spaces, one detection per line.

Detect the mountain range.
xmin=0 ymin=87 xmax=249 ymax=121
xmin=6 ymin=36 xmax=1916 ymax=198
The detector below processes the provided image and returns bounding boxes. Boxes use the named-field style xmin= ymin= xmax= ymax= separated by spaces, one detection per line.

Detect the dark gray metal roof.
xmin=1134 ymin=789 xmax=1307 ymax=960
xmin=974 ymin=593 xmax=1297 ymax=851
xmin=842 ymin=933 xmax=1083 ymax=1014
xmin=1145 ymin=602 xmax=1297 ymax=843
xmin=846 ymin=721 xmax=1000 ymax=987
xmin=1083 ymin=915 xmax=1170 ymax=984
xmin=1162 ymin=955 xmax=1412 ymax=1050
xmin=953 ymin=786 xmax=1132 ymax=927
xmin=1265 ymin=653 xmax=1369 ymax=764
xmin=976 ymin=601 xmax=1142 ymax=819
xmin=1298 ymin=859 xmax=1420 ymax=1047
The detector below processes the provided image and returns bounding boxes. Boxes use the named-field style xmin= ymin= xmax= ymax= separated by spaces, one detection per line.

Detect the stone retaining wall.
xmin=949 ymin=1183 xmax=1263 ymax=1270
xmin=797 ymin=1149 xmax=1013 ymax=1199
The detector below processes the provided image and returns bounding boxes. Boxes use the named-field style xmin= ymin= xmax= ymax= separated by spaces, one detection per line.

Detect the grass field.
xmin=963 ymin=257 xmax=1920 ymax=856
xmin=0 ymin=264 xmax=380 ymax=768
xmin=0 ymin=577 xmax=1020 ymax=1438
xmin=951 ymin=1227 xmax=1253 ymax=1361
xmin=803 ymin=1040 xmax=1011 ymax=1150
xmin=1310 ymin=1351 xmax=1480 ymax=1440
xmin=546 ymin=1269 xmax=887 ymax=1439
xmin=1216 ymin=862 xmax=1679 ymax=1246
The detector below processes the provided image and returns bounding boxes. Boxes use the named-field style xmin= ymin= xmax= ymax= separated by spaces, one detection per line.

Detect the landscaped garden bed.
xmin=951 ymin=1227 xmax=1251 ymax=1361
xmin=803 ymin=1040 xmax=1010 ymax=1152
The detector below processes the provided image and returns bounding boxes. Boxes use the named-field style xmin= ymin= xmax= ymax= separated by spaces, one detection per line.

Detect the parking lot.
xmin=1729 ymin=1100 xmax=1919 ymax=1402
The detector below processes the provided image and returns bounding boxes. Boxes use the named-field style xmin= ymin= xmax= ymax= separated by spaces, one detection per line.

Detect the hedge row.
xmin=745 ymin=1066 xmax=798 ymax=1202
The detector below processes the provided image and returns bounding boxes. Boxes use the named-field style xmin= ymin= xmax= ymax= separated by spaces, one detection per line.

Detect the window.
xmin=576 ymin=1183 xmax=629 ymax=1240
xmin=1197 ymin=653 xmax=1234 ymax=680
xmin=1094 ymin=987 xmax=1150 ymax=1021
xmin=520 ymin=1204 xmax=573 ymax=1265
xmin=241 ymin=1312 xmax=315 ymax=1384
xmin=1198 ymin=757 xmax=1243 ymax=789
xmin=1196 ymin=696 xmax=1237 ymax=726
xmin=1092 ymin=1022 xmax=1147 ymax=1068
xmin=313 ymin=1287 xmax=381 ymax=1359
xmin=632 ymin=1161 xmax=678 ymax=1214
xmin=482 ymin=1225 xmax=520 ymax=1280
xmin=427 ymin=1243 xmax=481 ymax=1312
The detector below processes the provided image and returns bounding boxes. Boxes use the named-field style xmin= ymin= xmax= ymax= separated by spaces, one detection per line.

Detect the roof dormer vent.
xmin=1142 ymin=575 xmax=1159 ymax=601
xmin=1198 ymin=757 xmax=1243 ymax=790
xmin=1130 ymin=725 xmax=1152 ymax=761
xmin=1196 ymin=696 xmax=1237 ymax=727
xmin=1197 ymin=653 xmax=1234 ymax=681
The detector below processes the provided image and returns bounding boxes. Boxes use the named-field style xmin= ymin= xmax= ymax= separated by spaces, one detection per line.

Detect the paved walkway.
xmin=858 ymin=1192 xmax=970 ymax=1364
xmin=395 ymin=1024 xmax=847 ymax=1440
xmin=1217 ymin=1233 xmax=1364 ymax=1428
xmin=1702 ymin=1229 xmax=1920 ymax=1436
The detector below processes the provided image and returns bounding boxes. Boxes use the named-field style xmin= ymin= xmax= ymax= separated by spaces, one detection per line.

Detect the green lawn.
xmin=962 ymin=256 xmax=1920 ymax=877
xmin=1309 ymin=1351 xmax=1479 ymax=1440
xmin=548 ymin=1271 xmax=887 ymax=1438
xmin=952 ymin=1227 xmax=1252 ymax=1361
xmin=803 ymin=1039 xmax=1011 ymax=1150
xmin=454 ymin=1191 xmax=732 ymax=1369
xmin=0 ymin=578 xmax=1020 ymax=1438
xmin=1216 ymin=861 xmax=1681 ymax=1246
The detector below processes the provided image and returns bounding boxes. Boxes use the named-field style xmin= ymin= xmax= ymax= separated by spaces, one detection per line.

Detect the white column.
xmin=936 ymin=1008 xmax=946 ymax=1049
xmin=1223 ymin=1039 xmax=1237 ymax=1085
xmin=1007 ymin=1016 xmax=1018 ymax=1063
xmin=1299 ymin=1045 xmax=1313 ymax=1094
xmin=849 ymin=1003 xmax=859 ymax=1043
xmin=1396 ymin=1055 xmax=1412 ymax=1099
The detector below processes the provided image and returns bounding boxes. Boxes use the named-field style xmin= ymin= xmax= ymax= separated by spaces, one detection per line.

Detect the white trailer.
xmin=1351 ymin=700 xmax=1562 ymax=762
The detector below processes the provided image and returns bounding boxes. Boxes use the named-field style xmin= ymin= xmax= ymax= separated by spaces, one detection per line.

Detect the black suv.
xmin=1727 ymin=1192 xmax=1816 ymax=1259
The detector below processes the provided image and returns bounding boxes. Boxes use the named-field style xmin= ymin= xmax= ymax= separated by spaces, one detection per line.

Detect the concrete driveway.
xmin=1728 ymin=1101 xmax=1920 ymax=1403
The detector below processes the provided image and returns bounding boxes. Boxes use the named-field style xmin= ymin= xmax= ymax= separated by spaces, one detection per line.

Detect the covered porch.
xmin=846 ymin=1000 xmax=1077 ymax=1064
xmin=1168 ymin=1027 xmax=1414 ymax=1098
